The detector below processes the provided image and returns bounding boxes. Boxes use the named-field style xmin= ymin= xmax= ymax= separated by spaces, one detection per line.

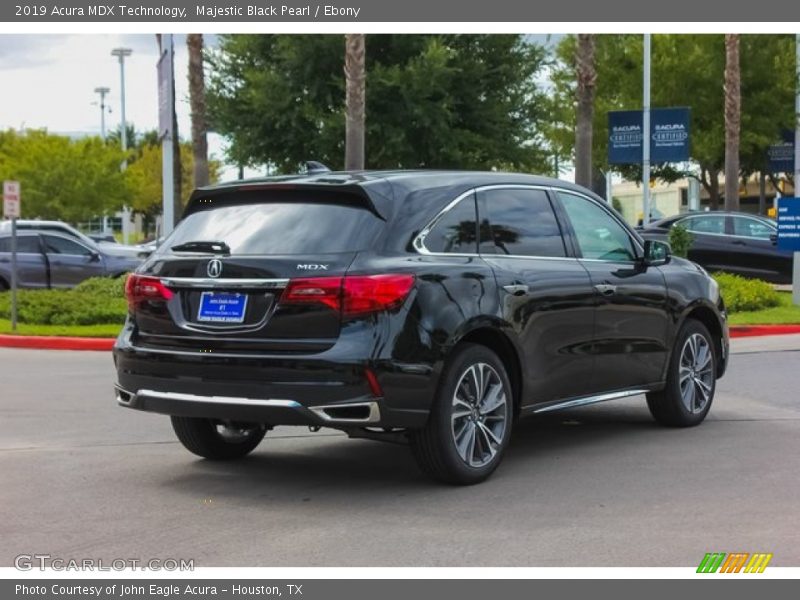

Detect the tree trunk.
xmin=709 ymin=169 xmax=720 ymax=211
xmin=574 ymin=34 xmax=596 ymax=189
xmin=724 ymin=34 xmax=741 ymax=212
xmin=187 ymin=33 xmax=209 ymax=188
xmin=344 ymin=34 xmax=366 ymax=171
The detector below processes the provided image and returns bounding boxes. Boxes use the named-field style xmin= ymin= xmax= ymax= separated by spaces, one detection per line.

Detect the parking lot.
xmin=1 ymin=339 xmax=799 ymax=567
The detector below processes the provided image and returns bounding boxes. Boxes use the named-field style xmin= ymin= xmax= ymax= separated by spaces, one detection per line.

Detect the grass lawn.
xmin=0 ymin=319 xmax=121 ymax=338
xmin=728 ymin=292 xmax=800 ymax=326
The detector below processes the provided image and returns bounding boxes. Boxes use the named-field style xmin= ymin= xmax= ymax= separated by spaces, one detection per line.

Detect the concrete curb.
xmin=0 ymin=334 xmax=115 ymax=351
xmin=729 ymin=325 xmax=800 ymax=338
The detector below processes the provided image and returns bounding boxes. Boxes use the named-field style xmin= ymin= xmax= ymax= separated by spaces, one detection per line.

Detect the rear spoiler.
xmin=183 ymin=182 xmax=388 ymax=222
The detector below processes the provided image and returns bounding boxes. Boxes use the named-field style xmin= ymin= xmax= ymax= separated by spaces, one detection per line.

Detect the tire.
xmin=170 ymin=417 xmax=267 ymax=460
xmin=647 ymin=319 xmax=717 ymax=427
xmin=410 ymin=343 xmax=514 ymax=485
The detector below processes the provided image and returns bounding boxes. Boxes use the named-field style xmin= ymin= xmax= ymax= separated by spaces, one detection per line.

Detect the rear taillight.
xmin=125 ymin=274 xmax=174 ymax=311
xmin=281 ymin=274 xmax=415 ymax=317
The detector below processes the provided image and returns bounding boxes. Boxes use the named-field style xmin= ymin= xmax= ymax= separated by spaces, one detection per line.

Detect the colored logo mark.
xmin=697 ymin=552 xmax=772 ymax=573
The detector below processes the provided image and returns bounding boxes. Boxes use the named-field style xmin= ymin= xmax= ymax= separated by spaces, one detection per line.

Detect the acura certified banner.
xmin=608 ymin=107 xmax=691 ymax=165
xmin=3 ymin=0 xmax=797 ymax=21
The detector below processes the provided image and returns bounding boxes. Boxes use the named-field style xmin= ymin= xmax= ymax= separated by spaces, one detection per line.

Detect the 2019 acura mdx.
xmin=113 ymin=171 xmax=728 ymax=484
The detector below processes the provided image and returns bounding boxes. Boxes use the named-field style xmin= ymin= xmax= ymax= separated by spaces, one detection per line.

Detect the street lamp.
xmin=92 ymin=86 xmax=111 ymax=140
xmin=111 ymin=47 xmax=132 ymax=165
xmin=111 ymin=47 xmax=132 ymax=242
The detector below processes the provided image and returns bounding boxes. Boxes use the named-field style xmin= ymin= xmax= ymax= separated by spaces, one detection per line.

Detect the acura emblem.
xmin=207 ymin=259 xmax=223 ymax=278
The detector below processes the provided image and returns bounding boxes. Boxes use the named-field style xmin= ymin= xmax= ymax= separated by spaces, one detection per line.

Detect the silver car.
xmin=0 ymin=230 xmax=142 ymax=290
xmin=0 ymin=220 xmax=142 ymax=259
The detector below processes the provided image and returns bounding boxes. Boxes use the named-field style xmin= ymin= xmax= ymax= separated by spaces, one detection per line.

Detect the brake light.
xmin=281 ymin=274 xmax=415 ymax=317
xmin=280 ymin=277 xmax=343 ymax=312
xmin=125 ymin=274 xmax=174 ymax=310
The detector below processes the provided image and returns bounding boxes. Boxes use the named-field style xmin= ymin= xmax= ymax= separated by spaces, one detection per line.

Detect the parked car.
xmin=0 ymin=230 xmax=141 ymax=289
xmin=0 ymin=220 xmax=142 ymax=259
xmin=639 ymin=211 xmax=792 ymax=283
xmin=113 ymin=171 xmax=728 ymax=485
xmin=133 ymin=236 xmax=165 ymax=259
xmin=87 ymin=232 xmax=118 ymax=244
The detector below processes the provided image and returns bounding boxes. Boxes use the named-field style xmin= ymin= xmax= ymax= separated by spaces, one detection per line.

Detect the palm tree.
xmin=574 ymin=34 xmax=596 ymax=188
xmin=724 ymin=34 xmax=741 ymax=211
xmin=187 ymin=33 xmax=209 ymax=188
xmin=344 ymin=34 xmax=366 ymax=170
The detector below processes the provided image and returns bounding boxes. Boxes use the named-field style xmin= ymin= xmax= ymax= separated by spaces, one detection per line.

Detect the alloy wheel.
xmin=678 ymin=333 xmax=714 ymax=414
xmin=450 ymin=362 xmax=508 ymax=468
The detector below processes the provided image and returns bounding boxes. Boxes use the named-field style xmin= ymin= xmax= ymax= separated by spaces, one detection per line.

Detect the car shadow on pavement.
xmin=154 ymin=401 xmax=661 ymax=499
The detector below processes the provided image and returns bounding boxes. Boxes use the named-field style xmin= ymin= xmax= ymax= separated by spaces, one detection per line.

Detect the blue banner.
xmin=767 ymin=130 xmax=795 ymax=173
xmin=608 ymin=107 xmax=691 ymax=165
xmin=776 ymin=197 xmax=800 ymax=252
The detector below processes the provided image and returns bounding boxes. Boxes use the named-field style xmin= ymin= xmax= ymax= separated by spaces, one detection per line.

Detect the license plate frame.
xmin=197 ymin=291 xmax=248 ymax=324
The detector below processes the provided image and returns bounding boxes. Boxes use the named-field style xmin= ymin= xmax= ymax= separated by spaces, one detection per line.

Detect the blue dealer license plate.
xmin=197 ymin=292 xmax=248 ymax=323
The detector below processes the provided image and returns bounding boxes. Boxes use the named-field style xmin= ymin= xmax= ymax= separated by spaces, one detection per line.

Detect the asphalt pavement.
xmin=1 ymin=337 xmax=799 ymax=567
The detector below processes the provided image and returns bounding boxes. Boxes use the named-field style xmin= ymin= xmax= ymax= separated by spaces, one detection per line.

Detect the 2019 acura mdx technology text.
xmin=113 ymin=171 xmax=728 ymax=484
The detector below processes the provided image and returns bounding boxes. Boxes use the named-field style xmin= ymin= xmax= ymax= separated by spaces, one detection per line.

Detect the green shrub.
xmin=668 ymin=223 xmax=693 ymax=259
xmin=0 ymin=276 xmax=128 ymax=325
xmin=713 ymin=273 xmax=781 ymax=313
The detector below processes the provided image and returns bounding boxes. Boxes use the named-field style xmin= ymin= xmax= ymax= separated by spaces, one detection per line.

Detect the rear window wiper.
xmin=170 ymin=240 xmax=231 ymax=255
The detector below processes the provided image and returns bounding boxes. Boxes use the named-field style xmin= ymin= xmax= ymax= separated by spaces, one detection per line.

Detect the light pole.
xmin=642 ymin=34 xmax=652 ymax=226
xmin=111 ymin=47 xmax=132 ymax=243
xmin=93 ymin=86 xmax=110 ymax=140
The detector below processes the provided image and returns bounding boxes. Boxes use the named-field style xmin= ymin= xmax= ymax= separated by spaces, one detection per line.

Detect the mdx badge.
xmin=207 ymin=259 xmax=223 ymax=278
xmin=297 ymin=264 xmax=329 ymax=271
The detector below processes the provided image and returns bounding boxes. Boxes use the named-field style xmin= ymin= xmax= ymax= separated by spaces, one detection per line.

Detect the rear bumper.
xmin=112 ymin=324 xmax=434 ymax=429
xmin=115 ymin=385 xmax=383 ymax=426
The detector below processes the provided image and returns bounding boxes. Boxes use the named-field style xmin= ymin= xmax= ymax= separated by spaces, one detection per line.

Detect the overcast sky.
xmin=0 ymin=34 xmax=563 ymax=181
xmin=0 ymin=34 xmax=244 ymax=176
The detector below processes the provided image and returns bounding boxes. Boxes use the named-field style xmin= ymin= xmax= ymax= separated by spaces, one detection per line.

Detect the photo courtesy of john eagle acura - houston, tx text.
xmin=113 ymin=170 xmax=729 ymax=485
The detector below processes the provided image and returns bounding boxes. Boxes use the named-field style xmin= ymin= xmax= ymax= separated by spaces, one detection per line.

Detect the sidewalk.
xmin=731 ymin=333 xmax=800 ymax=354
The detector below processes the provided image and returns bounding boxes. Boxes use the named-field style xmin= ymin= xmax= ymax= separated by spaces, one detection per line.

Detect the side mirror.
xmin=89 ymin=251 xmax=101 ymax=262
xmin=769 ymin=233 xmax=778 ymax=246
xmin=643 ymin=239 xmax=671 ymax=266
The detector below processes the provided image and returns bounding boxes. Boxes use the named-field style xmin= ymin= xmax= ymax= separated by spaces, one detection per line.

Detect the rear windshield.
xmin=163 ymin=202 xmax=384 ymax=255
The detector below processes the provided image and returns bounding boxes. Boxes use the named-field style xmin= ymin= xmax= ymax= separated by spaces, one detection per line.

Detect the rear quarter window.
xmin=164 ymin=201 xmax=385 ymax=255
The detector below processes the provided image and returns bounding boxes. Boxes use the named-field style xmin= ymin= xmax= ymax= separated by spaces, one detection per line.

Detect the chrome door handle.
xmin=594 ymin=283 xmax=617 ymax=296
xmin=503 ymin=284 xmax=529 ymax=296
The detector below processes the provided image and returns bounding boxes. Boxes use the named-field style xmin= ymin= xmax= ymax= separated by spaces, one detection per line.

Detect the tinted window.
xmin=44 ymin=235 xmax=92 ymax=256
xmin=480 ymin=189 xmax=566 ymax=257
xmin=558 ymin=192 xmax=636 ymax=262
xmin=0 ymin=236 xmax=40 ymax=253
xmin=732 ymin=216 xmax=774 ymax=239
xmin=424 ymin=194 xmax=477 ymax=253
xmin=165 ymin=202 xmax=384 ymax=255
xmin=683 ymin=215 xmax=725 ymax=234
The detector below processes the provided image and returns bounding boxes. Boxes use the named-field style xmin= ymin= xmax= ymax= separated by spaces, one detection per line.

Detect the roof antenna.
xmin=304 ymin=161 xmax=331 ymax=175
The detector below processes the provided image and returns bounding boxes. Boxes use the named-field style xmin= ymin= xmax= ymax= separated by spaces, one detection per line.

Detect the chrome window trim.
xmin=676 ymin=213 xmax=776 ymax=241
xmin=414 ymin=184 xmax=562 ymax=260
xmin=413 ymin=189 xmax=477 ymax=256
xmin=159 ymin=277 xmax=289 ymax=289
xmin=412 ymin=183 xmax=646 ymax=264
xmin=727 ymin=215 xmax=777 ymax=240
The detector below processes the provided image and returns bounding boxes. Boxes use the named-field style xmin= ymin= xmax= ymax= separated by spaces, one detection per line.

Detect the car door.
xmin=477 ymin=186 xmax=597 ymax=404
xmin=0 ymin=234 xmax=48 ymax=288
xmin=42 ymin=234 xmax=106 ymax=287
xmin=680 ymin=214 xmax=731 ymax=273
xmin=555 ymin=190 xmax=670 ymax=392
xmin=729 ymin=215 xmax=792 ymax=282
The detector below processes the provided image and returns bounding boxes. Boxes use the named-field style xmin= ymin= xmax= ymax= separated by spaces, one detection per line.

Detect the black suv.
xmin=114 ymin=171 xmax=729 ymax=484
